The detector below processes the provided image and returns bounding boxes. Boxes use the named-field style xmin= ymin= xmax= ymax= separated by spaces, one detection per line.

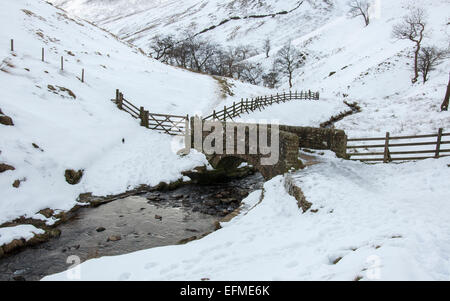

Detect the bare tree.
xmin=442 ymin=72 xmax=450 ymax=111
xmin=417 ymin=46 xmax=448 ymax=83
xmin=348 ymin=0 xmax=370 ymax=26
xmin=150 ymin=35 xmax=175 ymax=62
xmin=274 ymin=42 xmax=306 ymax=88
xmin=240 ymin=63 xmax=264 ymax=85
xmin=262 ymin=68 xmax=279 ymax=88
xmin=263 ymin=38 xmax=271 ymax=58
xmin=392 ymin=8 xmax=427 ymax=83
xmin=235 ymin=45 xmax=257 ymax=61
xmin=187 ymin=37 xmax=217 ymax=72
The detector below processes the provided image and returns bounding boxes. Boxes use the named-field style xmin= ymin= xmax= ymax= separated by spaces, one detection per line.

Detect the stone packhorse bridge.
xmin=187 ymin=117 xmax=348 ymax=180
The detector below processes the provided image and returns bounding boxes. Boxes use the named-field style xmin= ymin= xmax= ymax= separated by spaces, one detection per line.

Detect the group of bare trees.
xmin=149 ymin=33 xmax=267 ymax=85
xmin=348 ymin=2 xmax=447 ymax=83
xmin=392 ymin=8 xmax=448 ymax=84
xmin=347 ymin=2 xmax=449 ymax=110
xmin=391 ymin=7 xmax=449 ymax=110
xmin=150 ymin=34 xmax=306 ymax=88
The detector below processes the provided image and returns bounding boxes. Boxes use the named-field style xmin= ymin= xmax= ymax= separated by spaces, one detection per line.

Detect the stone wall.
xmin=187 ymin=118 xmax=348 ymax=179
xmin=190 ymin=118 xmax=303 ymax=179
xmin=279 ymin=125 xmax=348 ymax=158
xmin=284 ymin=174 xmax=312 ymax=212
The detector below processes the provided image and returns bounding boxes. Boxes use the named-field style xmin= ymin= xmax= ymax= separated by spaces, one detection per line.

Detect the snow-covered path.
xmin=44 ymin=154 xmax=450 ymax=281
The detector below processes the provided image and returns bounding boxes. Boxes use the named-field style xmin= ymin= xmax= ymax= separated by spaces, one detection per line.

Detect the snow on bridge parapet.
xmin=278 ymin=125 xmax=348 ymax=159
xmin=187 ymin=117 xmax=348 ymax=180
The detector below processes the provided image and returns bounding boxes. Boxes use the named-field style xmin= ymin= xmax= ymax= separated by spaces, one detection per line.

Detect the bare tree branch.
xmin=348 ymin=0 xmax=370 ymax=26
xmin=392 ymin=8 xmax=427 ymax=83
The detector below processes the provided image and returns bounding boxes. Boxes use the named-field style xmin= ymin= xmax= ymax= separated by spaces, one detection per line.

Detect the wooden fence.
xmin=8 ymin=39 xmax=86 ymax=82
xmin=111 ymin=89 xmax=319 ymax=135
xmin=112 ymin=89 xmax=188 ymax=136
xmin=203 ymin=90 xmax=319 ymax=121
xmin=347 ymin=128 xmax=450 ymax=162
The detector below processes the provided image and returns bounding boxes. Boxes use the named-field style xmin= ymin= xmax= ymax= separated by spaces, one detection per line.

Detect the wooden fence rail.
xmin=203 ymin=90 xmax=319 ymax=121
xmin=111 ymin=89 xmax=319 ymax=135
xmin=347 ymin=128 xmax=450 ymax=163
xmin=111 ymin=89 xmax=189 ymax=136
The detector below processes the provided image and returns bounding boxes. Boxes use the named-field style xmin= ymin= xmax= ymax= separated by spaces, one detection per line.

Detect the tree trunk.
xmin=441 ymin=73 xmax=450 ymax=111
xmin=412 ymin=43 xmax=421 ymax=84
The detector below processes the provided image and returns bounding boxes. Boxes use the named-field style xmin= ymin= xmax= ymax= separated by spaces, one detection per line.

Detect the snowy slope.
xmin=16 ymin=0 xmax=449 ymax=281
xmin=44 ymin=153 xmax=450 ymax=281
xmin=285 ymin=0 xmax=450 ymax=136
xmin=48 ymin=0 xmax=340 ymax=48
xmin=49 ymin=0 xmax=450 ymax=136
xmin=0 ymin=0 xmax=271 ymax=226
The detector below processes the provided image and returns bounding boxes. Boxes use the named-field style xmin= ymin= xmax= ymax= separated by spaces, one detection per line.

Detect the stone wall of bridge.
xmin=188 ymin=117 xmax=348 ymax=180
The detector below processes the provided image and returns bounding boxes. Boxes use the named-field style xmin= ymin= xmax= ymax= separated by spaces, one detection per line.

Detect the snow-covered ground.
xmin=0 ymin=224 xmax=44 ymax=246
xmin=48 ymin=0 xmax=339 ymax=49
xmin=44 ymin=153 xmax=450 ymax=281
xmin=233 ymin=97 xmax=349 ymax=127
xmin=0 ymin=0 xmax=270 ymax=227
xmin=52 ymin=0 xmax=450 ymax=136
xmin=2 ymin=0 xmax=449 ymax=281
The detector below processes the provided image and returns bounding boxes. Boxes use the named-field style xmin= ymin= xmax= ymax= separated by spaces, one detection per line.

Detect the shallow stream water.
xmin=0 ymin=173 xmax=264 ymax=281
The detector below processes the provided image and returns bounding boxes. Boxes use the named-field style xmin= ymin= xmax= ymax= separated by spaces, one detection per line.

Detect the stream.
xmin=0 ymin=172 xmax=264 ymax=281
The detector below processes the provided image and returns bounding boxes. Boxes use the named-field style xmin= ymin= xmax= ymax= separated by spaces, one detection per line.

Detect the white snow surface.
xmin=0 ymin=0 xmax=270 ymax=226
xmin=0 ymin=225 xmax=45 ymax=246
xmin=52 ymin=0 xmax=450 ymax=136
xmin=43 ymin=153 xmax=450 ymax=281
xmin=1 ymin=0 xmax=449 ymax=280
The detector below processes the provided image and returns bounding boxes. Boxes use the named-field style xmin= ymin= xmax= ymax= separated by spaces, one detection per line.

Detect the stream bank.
xmin=0 ymin=170 xmax=264 ymax=281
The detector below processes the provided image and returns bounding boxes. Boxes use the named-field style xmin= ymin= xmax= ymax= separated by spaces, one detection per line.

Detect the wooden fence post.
xmin=10 ymin=39 xmax=13 ymax=51
xmin=241 ymin=99 xmax=244 ymax=113
xmin=81 ymin=68 xmax=85 ymax=83
xmin=140 ymin=107 xmax=145 ymax=126
xmin=383 ymin=132 xmax=391 ymax=163
xmin=233 ymin=102 xmax=236 ymax=117
xmin=42 ymin=48 xmax=44 ymax=62
xmin=435 ymin=128 xmax=443 ymax=158
xmin=115 ymin=89 xmax=119 ymax=103
xmin=117 ymin=93 xmax=123 ymax=110
xmin=223 ymin=106 xmax=227 ymax=121
xmin=145 ymin=111 xmax=150 ymax=128
xmin=60 ymin=56 xmax=64 ymax=71
xmin=213 ymin=110 xmax=216 ymax=120
xmin=184 ymin=115 xmax=190 ymax=146
xmin=289 ymin=91 xmax=292 ymax=100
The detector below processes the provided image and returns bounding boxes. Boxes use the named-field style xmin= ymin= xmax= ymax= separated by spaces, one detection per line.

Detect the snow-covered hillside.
xmin=0 ymin=0 xmax=270 ymax=226
xmin=49 ymin=0 xmax=450 ymax=136
xmin=44 ymin=153 xmax=450 ymax=281
xmin=48 ymin=0 xmax=339 ymax=48
xmin=2 ymin=0 xmax=450 ymax=282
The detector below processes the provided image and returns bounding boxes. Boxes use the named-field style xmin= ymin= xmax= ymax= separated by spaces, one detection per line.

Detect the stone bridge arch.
xmin=186 ymin=117 xmax=347 ymax=180
xmin=189 ymin=118 xmax=304 ymax=180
